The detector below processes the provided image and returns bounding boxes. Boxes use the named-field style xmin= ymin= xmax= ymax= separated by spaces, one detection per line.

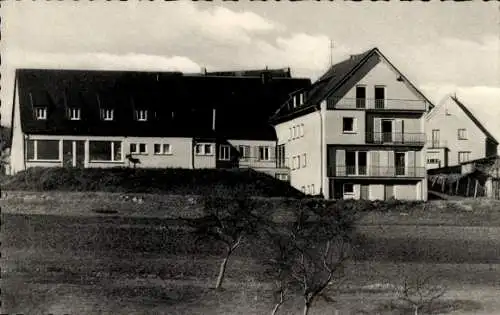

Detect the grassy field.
xmin=3 ymin=206 xmax=500 ymax=315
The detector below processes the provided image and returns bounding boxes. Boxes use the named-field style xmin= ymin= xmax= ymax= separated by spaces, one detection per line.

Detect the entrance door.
xmin=63 ymin=140 xmax=73 ymax=167
xmin=360 ymin=184 xmax=369 ymax=200
xmin=382 ymin=120 xmax=393 ymax=143
xmin=384 ymin=184 xmax=394 ymax=200
xmin=75 ymin=141 xmax=85 ymax=167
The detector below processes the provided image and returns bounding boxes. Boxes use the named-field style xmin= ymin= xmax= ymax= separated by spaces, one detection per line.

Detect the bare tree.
xmin=186 ymin=193 xmax=264 ymax=290
xmin=284 ymin=199 xmax=357 ymax=315
xmin=394 ymin=270 xmax=447 ymax=315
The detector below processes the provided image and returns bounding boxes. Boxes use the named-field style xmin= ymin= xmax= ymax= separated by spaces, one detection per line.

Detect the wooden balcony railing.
xmin=236 ymin=157 xmax=289 ymax=169
xmin=328 ymin=165 xmax=426 ymax=178
xmin=327 ymin=98 xmax=427 ymax=111
xmin=366 ymin=132 xmax=426 ymax=145
xmin=426 ymin=140 xmax=448 ymax=149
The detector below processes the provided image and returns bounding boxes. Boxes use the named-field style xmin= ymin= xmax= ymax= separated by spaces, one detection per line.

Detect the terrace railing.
xmin=329 ymin=165 xmax=426 ymax=178
xmin=327 ymin=97 xmax=427 ymax=111
xmin=366 ymin=132 xmax=425 ymax=145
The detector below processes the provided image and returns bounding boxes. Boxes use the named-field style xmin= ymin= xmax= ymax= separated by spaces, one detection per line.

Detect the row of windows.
xmin=300 ymin=184 xmax=315 ymax=195
xmin=288 ymin=124 xmax=304 ymax=141
xmin=34 ymin=107 xmax=150 ymax=122
xmin=130 ymin=143 xmax=172 ymax=155
xmin=431 ymin=128 xmax=468 ymax=141
xmin=291 ymin=153 xmax=307 ymax=170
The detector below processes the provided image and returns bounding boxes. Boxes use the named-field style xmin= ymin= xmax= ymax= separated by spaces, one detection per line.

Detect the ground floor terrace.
xmin=10 ymin=134 xmax=289 ymax=179
xmin=328 ymin=178 xmax=426 ymax=201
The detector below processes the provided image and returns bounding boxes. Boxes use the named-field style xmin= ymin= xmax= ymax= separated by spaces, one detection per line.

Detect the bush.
xmin=2 ymin=167 xmax=305 ymax=198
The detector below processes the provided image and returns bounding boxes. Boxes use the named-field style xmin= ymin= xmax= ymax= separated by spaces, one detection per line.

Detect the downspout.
xmin=319 ymin=103 xmax=324 ymax=198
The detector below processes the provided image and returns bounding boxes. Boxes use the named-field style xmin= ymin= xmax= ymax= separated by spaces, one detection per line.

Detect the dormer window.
xmin=35 ymin=107 xmax=47 ymax=120
xmin=135 ymin=109 xmax=148 ymax=121
xmin=299 ymin=92 xmax=304 ymax=105
xmin=68 ymin=108 xmax=81 ymax=120
xmin=101 ymin=109 xmax=114 ymax=121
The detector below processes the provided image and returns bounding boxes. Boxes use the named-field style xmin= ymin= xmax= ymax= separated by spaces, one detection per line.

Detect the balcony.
xmin=328 ymin=165 xmax=426 ymax=178
xmin=327 ymin=97 xmax=427 ymax=111
xmin=237 ymin=157 xmax=289 ymax=169
xmin=426 ymin=140 xmax=448 ymax=149
xmin=366 ymin=132 xmax=426 ymax=146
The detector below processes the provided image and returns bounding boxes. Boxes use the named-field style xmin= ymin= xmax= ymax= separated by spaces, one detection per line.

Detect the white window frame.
xmin=259 ymin=146 xmax=271 ymax=161
xmin=35 ymin=107 xmax=47 ymax=120
xmin=302 ymin=153 xmax=307 ymax=168
xmin=237 ymin=145 xmax=250 ymax=159
xmin=311 ymin=184 xmax=315 ymax=195
xmin=297 ymin=155 xmax=301 ymax=169
xmin=343 ymin=183 xmax=355 ymax=195
xmin=26 ymin=139 xmax=61 ymax=161
xmin=458 ymin=151 xmax=471 ymax=163
xmin=136 ymin=109 xmax=148 ymax=122
xmin=89 ymin=141 xmax=123 ymax=162
xmin=219 ymin=145 xmax=231 ymax=161
xmin=342 ymin=117 xmax=356 ymax=133
xmin=154 ymin=143 xmax=172 ymax=155
xmin=130 ymin=143 xmax=147 ymax=155
xmin=101 ymin=109 xmax=114 ymax=121
xmin=457 ymin=128 xmax=467 ymax=140
xmin=67 ymin=108 xmax=81 ymax=120
xmin=195 ymin=143 xmax=214 ymax=156
xmin=300 ymin=124 xmax=305 ymax=137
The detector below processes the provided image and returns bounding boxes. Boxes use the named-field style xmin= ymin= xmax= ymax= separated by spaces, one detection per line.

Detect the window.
xmin=154 ymin=143 xmax=172 ymax=155
xmin=457 ymin=128 xmax=467 ymax=140
xmin=343 ymin=183 xmax=354 ymax=194
xmin=299 ymin=93 xmax=304 ymax=105
xmin=101 ymin=109 xmax=114 ymax=121
xmin=374 ymin=86 xmax=386 ymax=108
xmin=427 ymin=158 xmax=441 ymax=164
xmin=275 ymin=173 xmax=289 ymax=181
xmin=346 ymin=151 xmax=356 ymax=175
xmin=219 ymin=145 xmax=231 ymax=161
xmin=259 ymin=146 xmax=271 ymax=161
xmin=302 ymin=153 xmax=307 ymax=167
xmin=301 ymin=186 xmax=306 ymax=193
xmin=292 ymin=126 xmax=297 ymax=139
xmin=195 ymin=143 xmax=214 ymax=155
xmin=289 ymin=128 xmax=293 ymax=141
xmin=297 ymin=155 xmax=301 ymax=169
xmin=311 ymin=184 xmax=315 ymax=195
xmin=35 ymin=107 xmax=47 ymax=120
xmin=395 ymin=152 xmax=406 ymax=175
xmin=355 ymin=86 xmax=366 ymax=108
xmin=299 ymin=124 xmax=304 ymax=137
xmin=135 ymin=109 xmax=148 ymax=121
xmin=458 ymin=151 xmax=471 ymax=163
xmin=67 ymin=108 xmax=81 ymax=120
xmin=237 ymin=145 xmax=250 ymax=159
xmin=130 ymin=143 xmax=147 ymax=154
xmin=358 ymin=151 xmax=367 ymax=175
xmin=89 ymin=141 xmax=122 ymax=162
xmin=342 ymin=117 xmax=355 ymax=133
xmin=25 ymin=139 xmax=60 ymax=161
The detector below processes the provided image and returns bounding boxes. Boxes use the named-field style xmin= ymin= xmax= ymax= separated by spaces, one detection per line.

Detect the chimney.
xmin=201 ymin=67 xmax=207 ymax=75
xmin=212 ymin=108 xmax=216 ymax=130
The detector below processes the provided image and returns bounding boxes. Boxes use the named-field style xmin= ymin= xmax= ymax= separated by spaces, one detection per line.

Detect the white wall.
xmin=274 ymin=110 xmax=322 ymax=195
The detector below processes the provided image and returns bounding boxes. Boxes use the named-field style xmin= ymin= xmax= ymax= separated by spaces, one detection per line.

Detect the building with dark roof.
xmin=425 ymin=95 xmax=498 ymax=170
xmin=270 ymin=48 xmax=433 ymax=200
xmin=9 ymin=68 xmax=310 ymax=175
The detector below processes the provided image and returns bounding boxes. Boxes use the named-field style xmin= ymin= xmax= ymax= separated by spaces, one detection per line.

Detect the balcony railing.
xmin=426 ymin=140 xmax=448 ymax=149
xmin=236 ymin=157 xmax=289 ymax=169
xmin=328 ymin=165 xmax=426 ymax=178
xmin=366 ymin=132 xmax=425 ymax=145
xmin=327 ymin=98 xmax=427 ymax=111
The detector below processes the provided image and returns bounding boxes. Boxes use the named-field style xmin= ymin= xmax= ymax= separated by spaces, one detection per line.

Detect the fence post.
xmin=455 ymin=178 xmax=460 ymax=195
xmin=466 ymin=178 xmax=470 ymax=197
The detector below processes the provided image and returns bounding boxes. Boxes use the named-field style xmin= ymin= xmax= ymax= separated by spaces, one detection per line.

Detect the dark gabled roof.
xmin=200 ymin=68 xmax=292 ymax=78
xmin=451 ymin=96 xmax=499 ymax=144
xmin=270 ymin=47 xmax=435 ymax=124
xmin=16 ymin=69 xmax=310 ymax=140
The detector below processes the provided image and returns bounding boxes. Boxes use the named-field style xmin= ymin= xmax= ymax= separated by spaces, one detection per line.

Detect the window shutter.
xmin=387 ymin=151 xmax=395 ymax=176
xmin=407 ymin=151 xmax=416 ymax=177
xmin=394 ymin=119 xmax=403 ymax=143
xmin=374 ymin=118 xmax=382 ymax=143
xmin=370 ymin=151 xmax=379 ymax=176
xmin=336 ymin=149 xmax=345 ymax=176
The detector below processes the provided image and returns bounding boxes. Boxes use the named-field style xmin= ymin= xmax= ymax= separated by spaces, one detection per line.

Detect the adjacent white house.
xmin=270 ymin=48 xmax=433 ymax=200
xmin=425 ymin=95 xmax=498 ymax=169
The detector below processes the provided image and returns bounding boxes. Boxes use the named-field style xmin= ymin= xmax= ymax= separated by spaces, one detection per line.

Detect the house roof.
xmin=16 ymin=69 xmax=311 ymax=140
xmin=270 ymin=47 xmax=434 ymax=124
xmin=451 ymin=96 xmax=499 ymax=145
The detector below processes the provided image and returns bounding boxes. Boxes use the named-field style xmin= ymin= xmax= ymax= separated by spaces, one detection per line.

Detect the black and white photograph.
xmin=1 ymin=1 xmax=500 ymax=314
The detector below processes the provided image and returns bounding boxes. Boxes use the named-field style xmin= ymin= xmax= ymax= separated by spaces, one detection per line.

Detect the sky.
xmin=1 ymin=1 xmax=499 ymax=139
